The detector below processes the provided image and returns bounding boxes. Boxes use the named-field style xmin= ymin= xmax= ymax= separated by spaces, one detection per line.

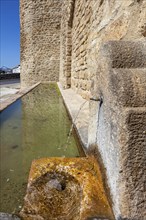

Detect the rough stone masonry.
xmin=20 ymin=0 xmax=62 ymax=88
xmin=20 ymin=0 xmax=146 ymax=219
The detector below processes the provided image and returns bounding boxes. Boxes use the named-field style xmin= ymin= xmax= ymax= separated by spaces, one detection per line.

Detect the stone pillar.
xmin=59 ymin=0 xmax=75 ymax=89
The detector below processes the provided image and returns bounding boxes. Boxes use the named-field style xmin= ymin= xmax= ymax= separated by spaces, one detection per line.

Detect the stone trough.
xmin=20 ymin=157 xmax=114 ymax=220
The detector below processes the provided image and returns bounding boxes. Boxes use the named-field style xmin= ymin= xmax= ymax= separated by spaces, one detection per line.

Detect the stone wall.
xmin=88 ymin=41 xmax=146 ymax=220
xmin=60 ymin=0 xmax=146 ymax=99
xmin=20 ymin=0 xmax=146 ymax=219
xmin=87 ymin=0 xmax=146 ymax=100
xmin=71 ymin=0 xmax=92 ymax=99
xmin=60 ymin=0 xmax=146 ymax=219
xmin=20 ymin=0 xmax=62 ymax=88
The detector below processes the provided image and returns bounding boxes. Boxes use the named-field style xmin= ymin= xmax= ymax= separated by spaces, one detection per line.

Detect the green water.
xmin=0 ymin=83 xmax=84 ymax=214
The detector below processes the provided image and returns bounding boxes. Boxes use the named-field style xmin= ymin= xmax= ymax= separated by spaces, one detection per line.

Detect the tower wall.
xmin=20 ymin=0 xmax=62 ymax=88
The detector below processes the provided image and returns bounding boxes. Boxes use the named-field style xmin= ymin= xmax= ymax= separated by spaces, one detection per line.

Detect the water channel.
xmin=0 ymin=83 xmax=84 ymax=214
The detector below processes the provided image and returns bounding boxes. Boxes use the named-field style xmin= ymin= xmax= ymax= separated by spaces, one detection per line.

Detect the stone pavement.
xmin=0 ymin=79 xmax=20 ymax=103
xmin=58 ymin=82 xmax=89 ymax=150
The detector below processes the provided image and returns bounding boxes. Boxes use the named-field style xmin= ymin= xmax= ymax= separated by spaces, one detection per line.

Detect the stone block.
xmin=88 ymin=41 xmax=146 ymax=219
xmin=20 ymin=158 xmax=114 ymax=220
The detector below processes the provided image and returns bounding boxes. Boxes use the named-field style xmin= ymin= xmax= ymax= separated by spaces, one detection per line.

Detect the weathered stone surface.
xmin=58 ymin=82 xmax=89 ymax=149
xmin=20 ymin=157 xmax=114 ymax=220
xmin=20 ymin=0 xmax=62 ymax=88
xmin=60 ymin=0 xmax=146 ymax=100
xmin=88 ymin=41 xmax=146 ymax=220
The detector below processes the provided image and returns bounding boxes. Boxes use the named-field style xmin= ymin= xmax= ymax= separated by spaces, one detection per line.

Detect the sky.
xmin=0 ymin=0 xmax=20 ymax=68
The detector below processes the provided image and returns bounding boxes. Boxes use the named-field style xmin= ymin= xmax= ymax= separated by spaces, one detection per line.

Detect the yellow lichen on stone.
xmin=20 ymin=157 xmax=114 ymax=220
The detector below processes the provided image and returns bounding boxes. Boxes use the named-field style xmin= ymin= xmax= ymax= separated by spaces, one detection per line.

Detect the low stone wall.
xmin=0 ymin=73 xmax=20 ymax=80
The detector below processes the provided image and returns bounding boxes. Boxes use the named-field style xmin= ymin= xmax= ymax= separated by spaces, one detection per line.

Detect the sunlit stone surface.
xmin=20 ymin=157 xmax=114 ymax=220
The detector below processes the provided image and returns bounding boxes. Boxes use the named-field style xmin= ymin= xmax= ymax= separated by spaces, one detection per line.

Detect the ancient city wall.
xmin=20 ymin=0 xmax=62 ymax=88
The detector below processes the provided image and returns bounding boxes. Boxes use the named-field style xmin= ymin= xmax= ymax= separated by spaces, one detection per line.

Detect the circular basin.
xmin=23 ymin=171 xmax=82 ymax=220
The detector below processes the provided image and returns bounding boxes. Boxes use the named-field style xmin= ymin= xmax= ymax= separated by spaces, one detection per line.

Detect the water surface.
xmin=0 ymin=83 xmax=84 ymax=213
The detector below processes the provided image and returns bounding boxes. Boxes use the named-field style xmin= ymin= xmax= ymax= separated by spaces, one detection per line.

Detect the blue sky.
xmin=0 ymin=0 xmax=20 ymax=68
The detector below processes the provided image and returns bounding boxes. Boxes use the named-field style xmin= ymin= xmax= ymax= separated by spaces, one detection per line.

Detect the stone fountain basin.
xmin=20 ymin=157 xmax=114 ymax=220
